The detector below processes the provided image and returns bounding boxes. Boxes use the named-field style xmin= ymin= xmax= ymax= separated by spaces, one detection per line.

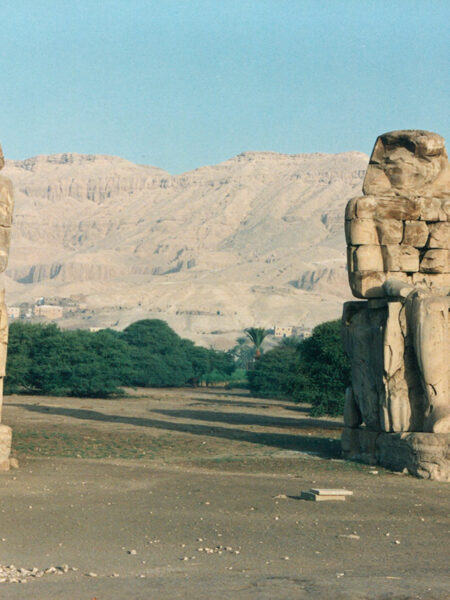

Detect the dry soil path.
xmin=0 ymin=388 xmax=448 ymax=599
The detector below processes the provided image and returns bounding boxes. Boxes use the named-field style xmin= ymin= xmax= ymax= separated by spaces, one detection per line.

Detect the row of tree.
xmin=4 ymin=317 xmax=349 ymax=415
xmin=5 ymin=319 xmax=236 ymax=397
xmin=246 ymin=320 xmax=350 ymax=416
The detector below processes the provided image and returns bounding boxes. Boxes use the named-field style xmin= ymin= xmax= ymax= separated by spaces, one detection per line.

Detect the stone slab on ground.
xmin=300 ymin=490 xmax=347 ymax=501
xmin=310 ymin=488 xmax=353 ymax=496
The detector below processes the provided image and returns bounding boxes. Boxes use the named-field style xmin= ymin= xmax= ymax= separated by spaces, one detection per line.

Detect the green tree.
xmin=244 ymin=327 xmax=269 ymax=358
xmin=231 ymin=336 xmax=255 ymax=369
xmin=4 ymin=321 xmax=41 ymax=393
xmin=181 ymin=342 xmax=211 ymax=385
xmin=5 ymin=318 xmax=242 ymax=396
xmin=181 ymin=340 xmax=235 ymax=386
xmin=248 ymin=320 xmax=350 ymax=416
xmin=247 ymin=342 xmax=299 ymax=396
xmin=291 ymin=320 xmax=350 ymax=415
xmin=5 ymin=323 xmax=129 ymax=397
xmin=121 ymin=319 xmax=194 ymax=387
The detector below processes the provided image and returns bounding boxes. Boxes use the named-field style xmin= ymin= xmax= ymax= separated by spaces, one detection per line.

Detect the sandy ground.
xmin=0 ymin=388 xmax=448 ymax=599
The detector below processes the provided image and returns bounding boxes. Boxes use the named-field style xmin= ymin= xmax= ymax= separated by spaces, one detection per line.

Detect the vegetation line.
xmin=5 ymin=318 xmax=349 ymax=416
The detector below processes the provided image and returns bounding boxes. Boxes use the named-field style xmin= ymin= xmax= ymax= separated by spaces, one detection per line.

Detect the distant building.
xmin=7 ymin=306 xmax=20 ymax=319
xmin=274 ymin=326 xmax=293 ymax=338
xmin=34 ymin=305 xmax=64 ymax=320
xmin=89 ymin=327 xmax=102 ymax=333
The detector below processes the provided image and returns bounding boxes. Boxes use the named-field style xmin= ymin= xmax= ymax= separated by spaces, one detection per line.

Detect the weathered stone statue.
xmin=0 ymin=144 xmax=14 ymax=470
xmin=341 ymin=130 xmax=450 ymax=480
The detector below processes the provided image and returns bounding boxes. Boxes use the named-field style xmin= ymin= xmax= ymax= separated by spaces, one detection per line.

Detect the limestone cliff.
xmin=3 ymin=150 xmax=368 ymax=346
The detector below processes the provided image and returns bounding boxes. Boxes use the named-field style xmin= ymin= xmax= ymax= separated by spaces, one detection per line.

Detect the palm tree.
xmin=244 ymin=327 xmax=269 ymax=359
xmin=231 ymin=336 xmax=255 ymax=369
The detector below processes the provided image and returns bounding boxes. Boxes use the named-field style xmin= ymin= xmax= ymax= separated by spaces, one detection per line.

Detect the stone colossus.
xmin=0 ymin=145 xmax=14 ymax=470
xmin=341 ymin=130 xmax=449 ymax=480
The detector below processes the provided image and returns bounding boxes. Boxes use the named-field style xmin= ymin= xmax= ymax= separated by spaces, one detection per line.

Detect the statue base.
xmin=341 ymin=427 xmax=450 ymax=482
xmin=0 ymin=424 xmax=12 ymax=471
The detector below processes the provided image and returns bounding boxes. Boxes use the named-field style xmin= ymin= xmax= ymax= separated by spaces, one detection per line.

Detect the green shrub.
xmin=5 ymin=319 xmax=241 ymax=397
xmin=247 ymin=343 xmax=299 ymax=397
xmin=5 ymin=322 xmax=130 ymax=397
xmin=248 ymin=320 xmax=350 ymax=416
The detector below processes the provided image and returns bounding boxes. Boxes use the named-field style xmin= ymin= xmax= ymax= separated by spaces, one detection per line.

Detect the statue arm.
xmin=383 ymin=278 xmax=415 ymax=299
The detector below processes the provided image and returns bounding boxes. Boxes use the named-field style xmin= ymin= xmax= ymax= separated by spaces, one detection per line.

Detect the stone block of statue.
xmin=341 ymin=130 xmax=449 ymax=480
xmin=0 ymin=145 xmax=14 ymax=470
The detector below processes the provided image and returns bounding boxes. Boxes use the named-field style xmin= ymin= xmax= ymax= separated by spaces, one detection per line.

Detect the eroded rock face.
xmin=362 ymin=130 xmax=450 ymax=198
xmin=342 ymin=130 xmax=450 ymax=480
xmin=346 ymin=131 xmax=449 ymax=299
xmin=0 ymin=144 xmax=14 ymax=469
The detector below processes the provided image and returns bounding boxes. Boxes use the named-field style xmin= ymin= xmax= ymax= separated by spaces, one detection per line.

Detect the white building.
xmin=7 ymin=306 xmax=20 ymax=319
xmin=274 ymin=326 xmax=293 ymax=338
xmin=34 ymin=305 xmax=64 ymax=320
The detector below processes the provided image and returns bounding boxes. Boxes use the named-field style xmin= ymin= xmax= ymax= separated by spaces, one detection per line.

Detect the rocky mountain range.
xmin=3 ymin=150 xmax=369 ymax=347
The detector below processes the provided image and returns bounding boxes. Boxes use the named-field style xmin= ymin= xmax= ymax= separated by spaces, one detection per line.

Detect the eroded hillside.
xmin=3 ymin=150 xmax=368 ymax=346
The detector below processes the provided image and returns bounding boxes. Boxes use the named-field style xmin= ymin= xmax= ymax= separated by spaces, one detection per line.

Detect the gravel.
xmin=0 ymin=564 xmax=77 ymax=584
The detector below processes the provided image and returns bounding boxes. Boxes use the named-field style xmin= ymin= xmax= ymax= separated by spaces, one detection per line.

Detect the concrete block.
xmin=300 ymin=491 xmax=347 ymax=501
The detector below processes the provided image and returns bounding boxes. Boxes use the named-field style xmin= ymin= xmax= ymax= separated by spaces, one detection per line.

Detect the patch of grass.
xmin=12 ymin=429 xmax=181 ymax=460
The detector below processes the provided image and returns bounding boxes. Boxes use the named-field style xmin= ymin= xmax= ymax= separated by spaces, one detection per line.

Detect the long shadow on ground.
xmin=11 ymin=404 xmax=342 ymax=459
xmin=152 ymin=409 xmax=341 ymax=431
xmin=187 ymin=397 xmax=311 ymax=412
xmin=188 ymin=398 xmax=285 ymax=410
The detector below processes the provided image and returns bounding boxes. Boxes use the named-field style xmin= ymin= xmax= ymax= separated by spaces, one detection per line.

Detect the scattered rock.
xmin=0 ymin=564 xmax=77 ymax=584
xmin=196 ymin=545 xmax=240 ymax=556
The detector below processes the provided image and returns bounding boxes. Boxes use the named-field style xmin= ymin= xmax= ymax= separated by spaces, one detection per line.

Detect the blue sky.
xmin=1 ymin=0 xmax=449 ymax=173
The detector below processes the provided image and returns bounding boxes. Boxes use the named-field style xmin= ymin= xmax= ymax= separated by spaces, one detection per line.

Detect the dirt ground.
xmin=0 ymin=388 xmax=448 ymax=599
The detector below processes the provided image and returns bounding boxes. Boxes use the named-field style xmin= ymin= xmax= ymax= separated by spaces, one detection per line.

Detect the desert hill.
xmin=3 ymin=150 xmax=369 ymax=347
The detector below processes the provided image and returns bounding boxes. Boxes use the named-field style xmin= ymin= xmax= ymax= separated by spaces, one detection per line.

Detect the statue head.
xmin=363 ymin=130 xmax=450 ymax=198
xmin=346 ymin=130 xmax=450 ymax=299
